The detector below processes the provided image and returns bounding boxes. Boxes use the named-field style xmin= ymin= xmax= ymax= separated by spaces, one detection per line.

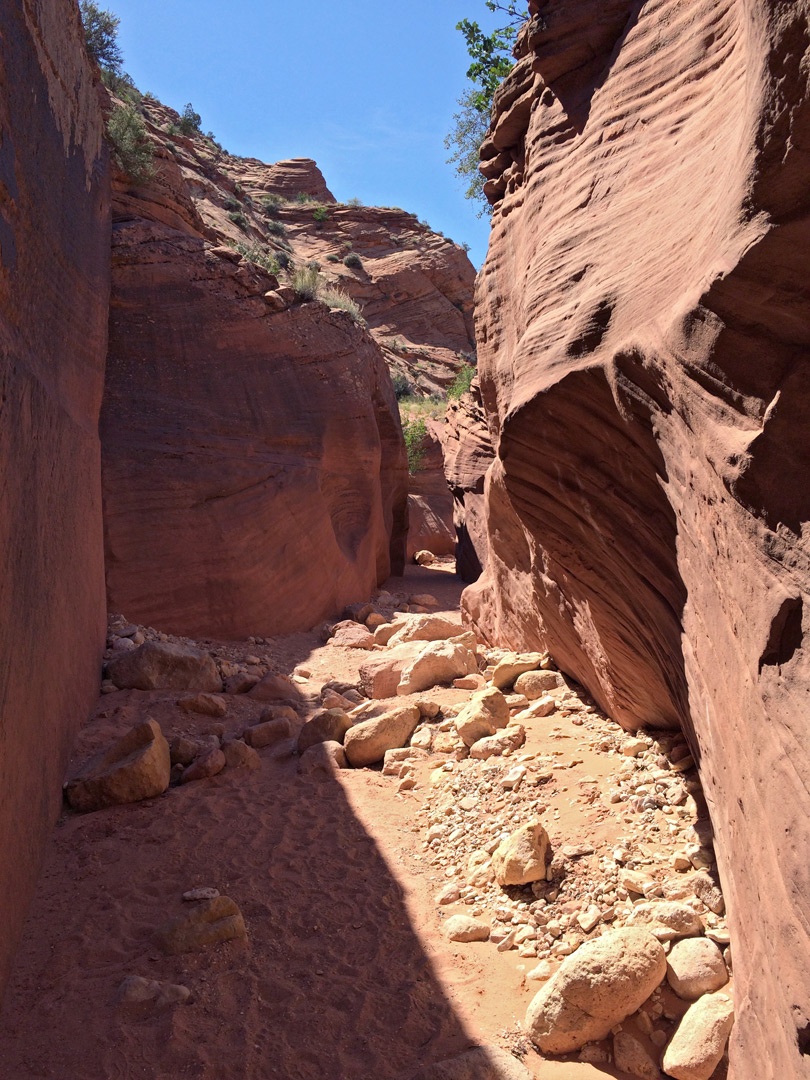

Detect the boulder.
xmin=224 ymin=672 xmax=259 ymax=694
xmin=155 ymin=896 xmax=246 ymax=954
xmin=401 ymin=1046 xmax=533 ymax=1080
xmin=396 ymin=639 xmax=478 ymax=695
xmin=469 ymin=724 xmax=526 ymax=760
xmin=180 ymin=747 xmax=226 ymax=783
xmin=343 ymin=706 xmax=421 ymax=767
xmin=65 ymin=720 xmax=171 ymax=812
xmin=177 ymin=693 xmax=227 ymax=717
xmin=329 ymin=621 xmax=376 ymax=649
xmin=248 ymin=673 xmax=302 ymax=704
xmin=626 ymin=901 xmax=704 ymax=941
xmin=454 ymin=687 xmax=510 ymax=747
xmin=222 ymin=740 xmax=260 ymax=770
xmin=414 ymin=550 xmax=436 ymax=565
xmin=243 ymin=717 xmax=291 ymax=749
xmin=513 ymin=669 xmax=562 ymax=698
xmin=387 ymin=614 xmax=463 ymax=648
xmin=491 ymin=652 xmax=545 ymax=690
xmin=662 ymin=993 xmax=735 ymax=1080
xmin=444 ymin=915 xmax=490 ymax=942
xmin=525 ymin=928 xmax=667 ymax=1053
xmin=298 ymin=740 xmax=348 ymax=776
xmin=491 ymin=820 xmax=549 ymax=886
xmin=373 ymin=619 xmax=409 ymax=646
xmin=666 ymin=938 xmax=728 ymax=1000
xmin=297 ymin=709 xmax=352 ymax=754
xmin=107 ymin=642 xmax=221 ymax=692
xmin=358 ymin=641 xmax=426 ymax=698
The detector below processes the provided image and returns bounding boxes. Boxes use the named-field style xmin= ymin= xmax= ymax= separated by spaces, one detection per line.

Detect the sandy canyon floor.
xmin=0 ymin=563 xmax=729 ymax=1080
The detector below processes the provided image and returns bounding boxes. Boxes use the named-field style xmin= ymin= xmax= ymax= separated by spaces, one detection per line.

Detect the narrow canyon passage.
xmin=0 ymin=561 xmax=728 ymax=1080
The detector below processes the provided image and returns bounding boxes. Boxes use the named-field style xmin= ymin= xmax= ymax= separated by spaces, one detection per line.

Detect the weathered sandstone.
xmin=464 ymin=2 xmax=810 ymax=1071
xmin=0 ymin=0 xmax=109 ymax=1000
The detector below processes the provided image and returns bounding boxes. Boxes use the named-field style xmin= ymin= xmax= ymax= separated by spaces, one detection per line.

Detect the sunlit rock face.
xmin=465 ymin=2 xmax=810 ymax=1075
xmin=0 ymin=0 xmax=109 ymax=1002
xmin=101 ymin=113 xmax=408 ymax=639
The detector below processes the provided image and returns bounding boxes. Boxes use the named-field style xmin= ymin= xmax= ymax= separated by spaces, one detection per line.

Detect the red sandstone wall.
xmin=0 ymin=0 xmax=109 ymax=1001
xmin=465 ymin=1 xmax=810 ymax=1075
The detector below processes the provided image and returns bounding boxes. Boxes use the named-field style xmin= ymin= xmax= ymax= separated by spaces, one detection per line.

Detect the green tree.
xmin=106 ymin=104 xmax=155 ymax=185
xmin=446 ymin=2 xmax=529 ymax=212
xmin=177 ymin=103 xmax=202 ymax=135
xmin=79 ymin=1 xmax=123 ymax=73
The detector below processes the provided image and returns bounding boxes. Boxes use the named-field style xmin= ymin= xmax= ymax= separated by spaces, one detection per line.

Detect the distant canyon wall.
xmin=0 ymin=0 xmax=109 ymax=1000
xmin=464 ymin=1 xmax=810 ymax=1076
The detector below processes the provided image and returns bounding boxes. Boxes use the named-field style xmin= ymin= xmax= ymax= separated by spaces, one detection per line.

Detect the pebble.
xmin=182 ymin=887 xmax=220 ymax=902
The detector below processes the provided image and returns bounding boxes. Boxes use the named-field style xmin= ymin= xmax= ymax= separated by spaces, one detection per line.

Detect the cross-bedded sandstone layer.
xmin=464 ymin=2 xmax=810 ymax=1075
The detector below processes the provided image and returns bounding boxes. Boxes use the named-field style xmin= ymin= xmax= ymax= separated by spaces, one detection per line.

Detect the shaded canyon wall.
xmin=464 ymin=1 xmax=810 ymax=1075
xmin=0 ymin=0 xmax=109 ymax=1000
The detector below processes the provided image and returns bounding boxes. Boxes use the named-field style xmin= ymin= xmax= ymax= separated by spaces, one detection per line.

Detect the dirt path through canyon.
xmin=0 ymin=563 xmax=726 ymax=1080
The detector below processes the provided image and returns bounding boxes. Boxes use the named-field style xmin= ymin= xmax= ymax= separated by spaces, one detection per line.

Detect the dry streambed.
xmin=0 ymin=566 xmax=732 ymax=1080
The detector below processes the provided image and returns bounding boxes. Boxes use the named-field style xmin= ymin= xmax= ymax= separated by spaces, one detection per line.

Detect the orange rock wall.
xmin=465 ymin=1 xmax=810 ymax=1074
xmin=0 ymin=0 xmax=109 ymax=1000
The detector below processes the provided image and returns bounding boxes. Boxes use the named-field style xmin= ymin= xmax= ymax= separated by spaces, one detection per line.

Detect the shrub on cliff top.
xmin=106 ymin=104 xmax=155 ymax=186
xmin=343 ymin=252 xmax=363 ymax=270
xmin=233 ymin=242 xmax=280 ymax=276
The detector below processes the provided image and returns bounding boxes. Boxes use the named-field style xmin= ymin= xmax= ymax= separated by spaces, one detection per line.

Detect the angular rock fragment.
xmin=387 ymin=614 xmax=462 ymax=647
xmin=396 ymin=639 xmax=478 ymax=695
xmin=626 ymin=901 xmax=704 ymax=941
xmin=177 ymin=693 xmax=227 ymax=717
xmin=65 ymin=720 xmax=171 ymax=811
xmin=243 ymin=717 xmax=291 ymax=749
xmin=107 ymin=642 xmax=221 ymax=692
xmin=613 ymin=1031 xmax=662 ymax=1079
xmin=491 ymin=652 xmax=545 ymax=690
xmin=359 ymin=642 xmax=426 ymax=698
xmin=297 ymin=709 xmax=352 ymax=754
xmin=222 ymin=740 xmax=260 ymax=770
xmin=469 ymin=724 xmax=526 ymax=760
xmin=454 ymin=687 xmax=510 ymax=747
xmin=444 ymin=914 xmax=490 ymax=942
xmin=492 ymin=820 xmax=549 ymax=886
xmin=180 ymin=747 xmax=226 ymax=784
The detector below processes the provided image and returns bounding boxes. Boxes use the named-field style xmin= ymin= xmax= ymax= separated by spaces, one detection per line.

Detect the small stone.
xmin=691 ymin=871 xmax=725 ymax=915
xmin=499 ymin=765 xmax=527 ymax=790
xmin=622 ymin=737 xmax=649 ymax=758
xmin=182 ymin=887 xmax=219 ymax=902
xmin=453 ymin=674 xmax=486 ymax=690
xmin=577 ymin=905 xmax=602 ymax=933
xmin=469 ymin=725 xmax=526 ymax=760
xmin=155 ymin=896 xmax=246 ymax=954
xmin=513 ymin=669 xmax=561 ymax=698
xmin=527 ymin=959 xmax=557 ymax=982
xmin=444 ymin=914 xmax=490 ymax=942
xmin=435 ymin=883 xmax=461 ymax=905
xmin=410 ymin=727 xmax=434 ymax=751
xmin=414 ymin=550 xmax=436 ymax=565
xmin=118 ymin=975 xmax=191 ymax=1011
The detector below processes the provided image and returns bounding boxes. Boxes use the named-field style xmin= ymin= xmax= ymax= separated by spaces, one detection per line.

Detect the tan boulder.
xmin=298 ymin=740 xmax=348 ymax=776
xmin=662 ymin=992 xmax=734 ymax=1080
xmin=666 ymin=937 xmax=728 ymax=1000
xmin=373 ymin=618 xmax=408 ymax=646
xmin=177 ymin=692 xmax=227 ymax=717
xmin=414 ymin=550 xmax=435 ymax=565
xmin=513 ymin=669 xmax=562 ymax=698
xmin=65 ymin=720 xmax=171 ymax=812
xmin=180 ymin=747 xmax=226 ymax=783
xmin=343 ymin=705 xmax=420 ymax=767
xmin=243 ymin=717 xmax=291 ymax=748
xmin=329 ymin=621 xmax=375 ymax=649
xmin=626 ymin=901 xmax=704 ymax=941
xmin=155 ymin=895 xmax=246 ymax=954
xmin=297 ymin=709 xmax=352 ymax=754
xmin=387 ymin=614 xmax=463 ymax=648
xmin=358 ymin=641 xmax=426 ymax=698
xmin=491 ymin=820 xmax=549 ymax=886
xmin=525 ymin=928 xmax=667 ymax=1053
xmin=396 ymin=638 xmax=478 ymax=696
xmin=491 ymin=652 xmax=545 ymax=690
xmin=454 ymin=687 xmax=510 ymax=746
xmin=248 ymin=672 xmax=302 ymax=704
xmin=222 ymin=740 xmax=260 ymax=770
xmin=444 ymin=914 xmax=490 ymax=942
xmin=107 ymin=641 xmax=221 ymax=692
xmin=469 ymin=724 xmax=526 ymax=760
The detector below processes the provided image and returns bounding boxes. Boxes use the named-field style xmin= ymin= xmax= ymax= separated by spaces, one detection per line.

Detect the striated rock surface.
xmin=0 ymin=0 xmax=109 ymax=1000
xmin=102 ymin=140 xmax=408 ymax=637
xmin=464 ymin=2 xmax=810 ymax=1075
xmin=442 ymin=381 xmax=495 ymax=582
xmin=407 ymin=421 xmax=456 ymax=560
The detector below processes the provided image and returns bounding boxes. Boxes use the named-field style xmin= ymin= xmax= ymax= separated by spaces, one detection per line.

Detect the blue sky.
xmin=108 ymin=0 xmax=506 ymax=267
